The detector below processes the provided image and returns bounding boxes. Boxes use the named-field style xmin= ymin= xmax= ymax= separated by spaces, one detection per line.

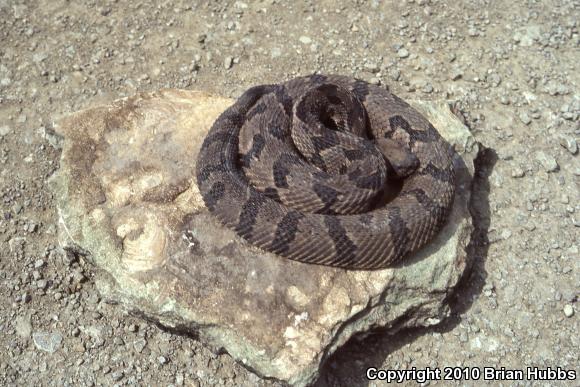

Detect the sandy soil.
xmin=0 ymin=0 xmax=578 ymax=386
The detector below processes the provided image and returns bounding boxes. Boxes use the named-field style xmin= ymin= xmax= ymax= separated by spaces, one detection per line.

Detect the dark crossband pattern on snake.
xmin=196 ymin=74 xmax=455 ymax=270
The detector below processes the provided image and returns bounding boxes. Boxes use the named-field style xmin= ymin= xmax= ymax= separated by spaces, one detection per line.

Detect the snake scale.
xmin=196 ymin=74 xmax=455 ymax=270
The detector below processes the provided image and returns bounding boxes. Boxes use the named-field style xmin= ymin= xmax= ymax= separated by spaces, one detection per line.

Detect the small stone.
xmin=34 ymin=259 xmax=45 ymax=269
xmin=21 ymin=292 xmax=31 ymax=303
xmin=0 ymin=125 xmax=10 ymax=136
xmin=563 ymin=304 xmax=574 ymax=317
xmin=299 ymin=36 xmax=312 ymax=44
xmin=134 ymin=338 xmax=147 ymax=353
xmin=71 ymin=269 xmax=86 ymax=284
xmin=511 ymin=167 xmax=525 ymax=178
xmin=422 ymin=83 xmax=433 ymax=93
xmin=36 ymin=279 xmax=48 ymax=290
xmin=33 ymin=332 xmax=63 ymax=353
xmin=536 ymin=152 xmax=559 ymax=172
xmin=397 ymin=48 xmax=409 ymax=58
xmin=111 ymin=371 xmax=124 ymax=381
xmin=113 ymin=337 xmax=125 ymax=346
xmin=389 ymin=69 xmax=401 ymax=81
xmin=519 ymin=112 xmax=532 ymax=125
xmin=450 ymin=68 xmax=463 ymax=81
xmin=501 ymin=229 xmax=512 ymax=240
xmin=223 ymin=56 xmax=233 ymax=70
xmin=158 ymin=355 xmax=168 ymax=364
xmin=559 ymin=136 xmax=578 ymax=155
xmin=364 ymin=62 xmax=379 ymax=73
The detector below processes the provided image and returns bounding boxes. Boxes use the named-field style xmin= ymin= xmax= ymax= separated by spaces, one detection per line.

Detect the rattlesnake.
xmin=196 ymin=74 xmax=455 ymax=270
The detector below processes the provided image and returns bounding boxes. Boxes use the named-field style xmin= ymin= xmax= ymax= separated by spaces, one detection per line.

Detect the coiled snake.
xmin=196 ymin=74 xmax=455 ymax=270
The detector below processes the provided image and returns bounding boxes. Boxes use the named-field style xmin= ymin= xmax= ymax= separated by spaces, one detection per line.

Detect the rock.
xmin=50 ymin=89 xmax=477 ymax=386
xmin=519 ymin=112 xmax=531 ymax=125
xmin=299 ymin=36 xmax=312 ymax=44
xmin=536 ymin=151 xmax=559 ymax=172
xmin=559 ymin=136 xmax=578 ymax=155
xmin=364 ymin=62 xmax=380 ymax=73
xmin=511 ymin=167 xmax=525 ymax=178
xmin=397 ymin=47 xmax=409 ymax=58
xmin=33 ymin=332 xmax=63 ymax=353
xmin=563 ymin=305 xmax=574 ymax=317
xmin=134 ymin=338 xmax=147 ymax=353
xmin=450 ymin=67 xmax=463 ymax=81
xmin=223 ymin=56 xmax=233 ymax=70
xmin=111 ymin=370 xmax=124 ymax=381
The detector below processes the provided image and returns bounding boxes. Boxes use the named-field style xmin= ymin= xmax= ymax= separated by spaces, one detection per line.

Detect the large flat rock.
xmin=50 ymin=89 xmax=478 ymax=386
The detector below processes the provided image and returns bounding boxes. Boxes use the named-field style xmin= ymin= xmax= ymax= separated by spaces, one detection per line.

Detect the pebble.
xmin=0 ymin=125 xmax=11 ymax=136
xmin=422 ymin=83 xmax=433 ymax=93
xmin=397 ymin=48 xmax=409 ymax=58
xmin=34 ymin=259 xmax=45 ymax=269
xmin=563 ymin=305 xmax=574 ymax=317
xmin=389 ymin=69 xmax=401 ymax=81
xmin=36 ymin=279 xmax=48 ymax=290
xmin=450 ymin=67 xmax=463 ymax=81
xmin=511 ymin=167 xmax=525 ymax=178
xmin=33 ymin=332 xmax=63 ymax=353
xmin=111 ymin=370 xmax=124 ymax=381
xmin=299 ymin=36 xmax=312 ymax=44
xmin=223 ymin=56 xmax=233 ymax=70
xmin=364 ymin=62 xmax=380 ymax=73
xmin=158 ymin=355 xmax=168 ymax=364
xmin=21 ymin=292 xmax=31 ymax=303
xmin=535 ymin=152 xmax=559 ymax=172
xmin=134 ymin=338 xmax=147 ymax=353
xmin=519 ymin=112 xmax=532 ymax=125
xmin=559 ymin=136 xmax=578 ymax=155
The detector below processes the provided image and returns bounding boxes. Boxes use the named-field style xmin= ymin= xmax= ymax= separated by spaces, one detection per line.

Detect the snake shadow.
xmin=314 ymin=147 xmax=497 ymax=387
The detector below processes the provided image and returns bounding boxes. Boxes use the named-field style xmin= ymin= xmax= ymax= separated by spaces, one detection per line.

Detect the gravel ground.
xmin=0 ymin=0 xmax=578 ymax=386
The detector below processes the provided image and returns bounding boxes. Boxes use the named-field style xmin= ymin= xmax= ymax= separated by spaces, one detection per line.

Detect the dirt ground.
xmin=0 ymin=0 xmax=578 ymax=386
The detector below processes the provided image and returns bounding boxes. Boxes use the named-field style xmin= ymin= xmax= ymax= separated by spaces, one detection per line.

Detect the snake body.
xmin=196 ymin=75 xmax=455 ymax=269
